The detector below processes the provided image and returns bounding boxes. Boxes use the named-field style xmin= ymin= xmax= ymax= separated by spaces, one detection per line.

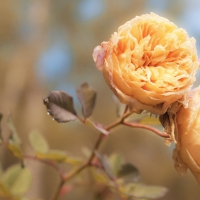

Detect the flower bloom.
xmin=93 ymin=13 xmax=199 ymax=114
xmin=173 ymin=87 xmax=200 ymax=184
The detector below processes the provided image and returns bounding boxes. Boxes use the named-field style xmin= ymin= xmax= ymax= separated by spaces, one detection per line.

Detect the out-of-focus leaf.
xmin=36 ymin=150 xmax=82 ymax=164
xmin=7 ymin=114 xmax=21 ymax=145
xmin=36 ymin=150 xmax=66 ymax=162
xmin=86 ymin=119 xmax=109 ymax=135
xmin=29 ymin=131 xmax=49 ymax=153
xmin=10 ymin=168 xmax=32 ymax=196
xmin=92 ymin=168 xmax=107 ymax=183
xmin=8 ymin=141 xmax=22 ymax=159
xmin=113 ymin=95 xmax=126 ymax=117
xmin=7 ymin=115 xmax=23 ymax=159
xmin=43 ymin=90 xmax=77 ymax=123
xmin=0 ymin=182 xmax=11 ymax=197
xmin=109 ymin=154 xmax=123 ymax=176
xmin=81 ymin=147 xmax=91 ymax=158
xmin=125 ymin=183 xmax=168 ymax=199
xmin=95 ymin=151 xmax=114 ymax=179
xmin=20 ymin=198 xmax=44 ymax=200
xmin=0 ymin=113 xmax=3 ymax=143
xmin=65 ymin=156 xmax=83 ymax=165
xmin=59 ymin=185 xmax=73 ymax=197
xmin=139 ymin=115 xmax=160 ymax=125
xmin=0 ymin=162 xmax=3 ymax=176
xmin=117 ymin=163 xmax=140 ymax=183
xmin=0 ymin=164 xmax=32 ymax=196
xmin=76 ymin=82 xmax=97 ymax=119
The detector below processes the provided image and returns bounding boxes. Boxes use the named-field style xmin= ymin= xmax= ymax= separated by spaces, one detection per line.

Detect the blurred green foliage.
xmin=0 ymin=0 xmax=200 ymax=200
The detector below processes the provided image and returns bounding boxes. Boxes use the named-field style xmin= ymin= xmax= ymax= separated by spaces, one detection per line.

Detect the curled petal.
xmin=174 ymin=87 xmax=200 ymax=184
xmin=93 ymin=13 xmax=199 ymax=114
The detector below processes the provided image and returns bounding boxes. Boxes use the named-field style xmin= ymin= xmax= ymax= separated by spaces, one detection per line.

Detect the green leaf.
xmin=139 ymin=115 xmax=160 ymax=125
xmin=117 ymin=163 xmax=140 ymax=183
xmin=76 ymin=82 xmax=97 ymax=119
xmin=81 ymin=147 xmax=91 ymax=158
xmin=92 ymin=168 xmax=108 ymax=183
xmin=7 ymin=115 xmax=22 ymax=159
xmin=43 ymin=90 xmax=77 ymax=123
xmin=10 ymin=168 xmax=32 ymax=196
xmin=0 ymin=164 xmax=32 ymax=196
xmin=7 ymin=114 xmax=21 ymax=145
xmin=109 ymin=154 xmax=123 ymax=176
xmin=95 ymin=151 xmax=114 ymax=179
xmin=86 ymin=119 xmax=109 ymax=135
xmin=8 ymin=141 xmax=22 ymax=159
xmin=65 ymin=156 xmax=83 ymax=165
xmin=36 ymin=150 xmax=66 ymax=162
xmin=29 ymin=130 xmax=49 ymax=153
xmin=36 ymin=150 xmax=82 ymax=164
xmin=126 ymin=183 xmax=168 ymax=199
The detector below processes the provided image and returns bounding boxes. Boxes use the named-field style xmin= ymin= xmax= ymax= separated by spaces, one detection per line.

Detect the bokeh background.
xmin=0 ymin=0 xmax=200 ymax=199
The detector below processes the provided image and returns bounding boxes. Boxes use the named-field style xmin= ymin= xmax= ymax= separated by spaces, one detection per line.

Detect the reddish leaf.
xmin=59 ymin=185 xmax=73 ymax=197
xmin=86 ymin=119 xmax=109 ymax=135
xmin=43 ymin=91 xmax=77 ymax=123
xmin=95 ymin=151 xmax=114 ymax=179
xmin=76 ymin=82 xmax=96 ymax=119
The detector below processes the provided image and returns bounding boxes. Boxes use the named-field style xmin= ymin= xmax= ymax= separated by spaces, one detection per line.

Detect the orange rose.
xmin=93 ymin=13 xmax=199 ymax=114
xmin=173 ymin=87 xmax=200 ymax=184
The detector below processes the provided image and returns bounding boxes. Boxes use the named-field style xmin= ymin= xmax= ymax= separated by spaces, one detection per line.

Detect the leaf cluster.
xmin=0 ymin=82 xmax=168 ymax=200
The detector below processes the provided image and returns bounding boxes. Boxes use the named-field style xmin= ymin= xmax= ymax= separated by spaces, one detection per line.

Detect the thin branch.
xmin=61 ymin=112 xmax=135 ymax=187
xmin=76 ymin=115 xmax=85 ymax=123
xmin=104 ymin=111 xmax=134 ymax=131
xmin=123 ymin=121 xmax=169 ymax=138
xmin=51 ymin=179 xmax=65 ymax=200
xmin=91 ymin=156 xmax=125 ymax=200
xmin=23 ymin=155 xmax=66 ymax=180
xmin=63 ymin=162 xmax=88 ymax=182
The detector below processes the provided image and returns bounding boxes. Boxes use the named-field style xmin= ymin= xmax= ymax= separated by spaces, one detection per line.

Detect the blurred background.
xmin=0 ymin=0 xmax=200 ymax=199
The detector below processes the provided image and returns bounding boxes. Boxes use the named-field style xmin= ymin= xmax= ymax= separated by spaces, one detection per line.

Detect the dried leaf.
xmin=76 ymin=82 xmax=96 ymax=118
xmin=29 ymin=131 xmax=49 ymax=153
xmin=86 ymin=119 xmax=109 ymax=135
xmin=117 ymin=163 xmax=140 ymax=183
xmin=109 ymin=154 xmax=123 ymax=176
xmin=43 ymin=91 xmax=77 ymax=123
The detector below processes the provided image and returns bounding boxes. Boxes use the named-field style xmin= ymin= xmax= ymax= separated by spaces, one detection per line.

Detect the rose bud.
xmin=173 ymin=87 xmax=200 ymax=184
xmin=93 ymin=13 xmax=199 ymax=114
